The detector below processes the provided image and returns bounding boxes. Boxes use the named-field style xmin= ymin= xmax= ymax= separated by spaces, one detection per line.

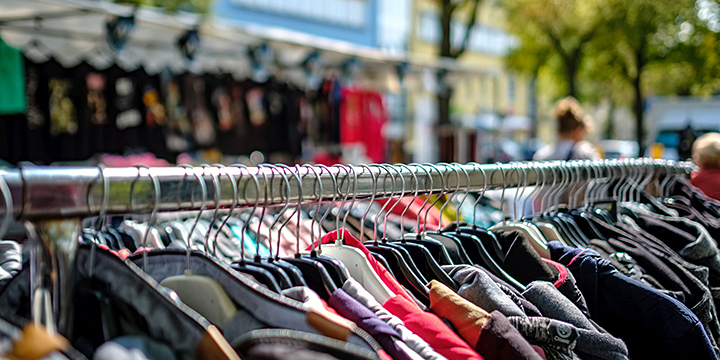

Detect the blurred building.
xmin=212 ymin=0 xmax=411 ymax=51
xmin=406 ymin=0 xmax=534 ymax=162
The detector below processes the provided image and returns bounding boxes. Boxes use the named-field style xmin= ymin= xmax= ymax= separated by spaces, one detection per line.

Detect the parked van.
xmin=645 ymin=97 xmax=720 ymax=160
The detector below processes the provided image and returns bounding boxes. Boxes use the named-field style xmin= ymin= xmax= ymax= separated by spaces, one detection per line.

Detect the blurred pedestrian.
xmin=533 ymin=97 xmax=600 ymax=161
xmin=691 ymin=132 xmax=720 ymax=201
xmin=678 ymin=124 xmax=696 ymax=161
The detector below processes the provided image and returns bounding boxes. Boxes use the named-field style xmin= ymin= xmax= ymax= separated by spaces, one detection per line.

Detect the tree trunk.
xmin=565 ymin=57 xmax=578 ymax=98
xmin=633 ymin=51 xmax=646 ymax=155
xmin=438 ymin=1 xmax=454 ymax=160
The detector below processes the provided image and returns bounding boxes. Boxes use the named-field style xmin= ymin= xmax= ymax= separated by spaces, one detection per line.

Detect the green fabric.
xmin=0 ymin=38 xmax=26 ymax=115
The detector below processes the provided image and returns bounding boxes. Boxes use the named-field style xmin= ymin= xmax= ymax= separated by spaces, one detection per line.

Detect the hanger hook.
xmin=86 ymin=164 xmax=107 ymax=278
xmin=382 ymin=164 xmax=407 ymax=240
xmin=452 ymin=163 xmax=471 ymax=225
xmin=255 ymin=164 xmax=275 ymax=260
xmin=409 ymin=163 xmax=432 ymax=235
xmin=231 ymin=164 xmax=260 ymax=261
xmin=525 ymin=162 xmax=542 ymax=217
xmin=212 ymin=164 xmax=238 ymax=260
xmin=495 ymin=162 xmax=509 ymax=224
xmin=339 ymin=165 xmax=359 ymax=242
xmin=438 ymin=162 xmax=460 ymax=228
xmin=87 ymin=164 xmax=109 ymax=234
xmin=294 ymin=164 xmax=306 ymax=252
xmin=395 ymin=164 xmax=419 ymax=235
xmin=468 ymin=162 xmax=488 ymax=227
xmin=139 ymin=166 xmax=160 ymax=269
xmin=358 ymin=164 xmax=378 ymax=242
xmin=303 ymin=164 xmax=323 ymax=255
xmin=179 ymin=165 xmax=206 ymax=267
xmin=331 ymin=164 xmax=352 ymax=236
xmin=260 ymin=164 xmax=290 ymax=260
xmin=423 ymin=163 xmax=446 ymax=231
xmin=275 ymin=164 xmax=303 ymax=256
xmin=314 ymin=164 xmax=338 ymax=254
xmin=373 ymin=164 xmax=401 ymax=242
xmin=202 ymin=165 xmax=223 ymax=258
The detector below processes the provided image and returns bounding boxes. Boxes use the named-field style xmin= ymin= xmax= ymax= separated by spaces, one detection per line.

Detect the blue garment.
xmin=547 ymin=241 xmax=718 ymax=360
xmin=229 ymin=224 xmax=270 ymax=258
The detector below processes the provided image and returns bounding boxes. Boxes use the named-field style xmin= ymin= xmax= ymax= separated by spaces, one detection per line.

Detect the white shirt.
xmin=533 ymin=140 xmax=600 ymax=161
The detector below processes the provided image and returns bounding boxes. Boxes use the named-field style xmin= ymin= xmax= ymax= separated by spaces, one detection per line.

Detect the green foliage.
xmin=503 ymin=0 xmax=720 ymax=100
xmin=113 ymin=0 xmax=213 ymax=13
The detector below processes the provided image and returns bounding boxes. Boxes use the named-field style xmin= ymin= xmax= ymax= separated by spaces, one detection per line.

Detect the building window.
xmin=230 ymin=0 xmax=367 ymax=28
xmin=418 ymin=12 xmax=518 ymax=56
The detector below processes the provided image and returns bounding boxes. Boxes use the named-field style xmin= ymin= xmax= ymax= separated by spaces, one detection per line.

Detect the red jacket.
xmin=691 ymin=169 xmax=720 ymax=201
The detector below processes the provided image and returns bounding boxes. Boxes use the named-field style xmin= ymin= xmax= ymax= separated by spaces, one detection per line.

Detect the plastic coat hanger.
xmin=363 ymin=164 xmax=429 ymax=304
xmin=277 ymin=164 xmax=338 ymax=301
xmin=157 ymin=166 xmax=239 ymax=330
xmin=259 ymin=164 xmax=307 ymax=288
xmin=446 ymin=163 xmax=502 ymax=262
xmin=318 ymin=164 xmax=394 ymax=303
xmin=228 ymin=165 xmax=283 ymax=293
xmin=302 ymin=164 xmax=350 ymax=288
xmin=528 ymin=163 xmax=567 ymax=244
xmin=239 ymin=164 xmax=293 ymax=290
xmin=394 ymin=163 xmax=456 ymax=290
xmin=424 ymin=163 xmax=473 ymax=265
xmin=395 ymin=164 xmax=454 ymax=266
xmin=490 ymin=164 xmax=552 ymax=258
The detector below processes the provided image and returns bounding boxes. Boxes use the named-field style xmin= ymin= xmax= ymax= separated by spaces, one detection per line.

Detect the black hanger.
xmin=362 ymin=163 xmax=430 ymax=304
xmin=300 ymin=164 xmax=350 ymax=288
xmin=237 ymin=164 xmax=294 ymax=290
xmin=391 ymin=164 xmax=457 ymax=290
xmin=275 ymin=164 xmax=337 ymax=300
xmin=210 ymin=164 xmax=284 ymax=292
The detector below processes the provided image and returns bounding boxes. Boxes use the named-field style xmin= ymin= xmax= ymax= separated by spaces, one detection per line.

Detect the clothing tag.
xmin=547 ymin=319 xmax=578 ymax=347
xmin=591 ymin=200 xmax=618 ymax=221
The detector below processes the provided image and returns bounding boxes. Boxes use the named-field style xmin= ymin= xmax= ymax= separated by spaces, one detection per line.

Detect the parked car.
xmin=600 ymin=140 xmax=639 ymax=159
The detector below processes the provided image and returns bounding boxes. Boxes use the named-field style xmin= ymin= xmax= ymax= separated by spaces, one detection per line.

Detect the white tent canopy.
xmin=0 ymin=0 xmax=498 ymax=89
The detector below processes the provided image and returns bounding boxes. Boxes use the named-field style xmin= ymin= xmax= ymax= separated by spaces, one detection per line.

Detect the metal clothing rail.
xmin=0 ymin=158 xmax=694 ymax=335
xmin=1 ymin=159 xmax=695 ymax=220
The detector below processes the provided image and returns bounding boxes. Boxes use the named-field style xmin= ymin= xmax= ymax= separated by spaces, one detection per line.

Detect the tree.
xmin=436 ymin=0 xmax=482 ymax=161
xmin=113 ymin=0 xmax=213 ymax=13
xmin=599 ymin=0 xmax=703 ymax=152
xmin=502 ymin=0 xmax=606 ymax=98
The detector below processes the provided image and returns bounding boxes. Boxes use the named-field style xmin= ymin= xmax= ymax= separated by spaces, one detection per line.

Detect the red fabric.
xmin=542 ymin=259 xmax=569 ymax=288
xmin=383 ymin=295 xmax=484 ymax=360
xmin=117 ymin=248 xmax=132 ymax=260
xmin=377 ymin=350 xmax=392 ymax=360
xmin=309 ymin=229 xmax=417 ymax=306
xmin=531 ymin=345 xmax=547 ymax=359
xmin=97 ymin=244 xmax=119 ymax=257
xmin=691 ymin=169 xmax=720 ymax=201
xmin=319 ymin=298 xmax=340 ymax=316
xmin=375 ymin=197 xmax=443 ymax=229
xmin=340 ymin=88 xmax=387 ymax=163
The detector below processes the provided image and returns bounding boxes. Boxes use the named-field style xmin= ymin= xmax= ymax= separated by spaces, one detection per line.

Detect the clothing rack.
xmin=0 ymin=158 xmax=695 ymax=335
xmin=0 ymin=159 xmax=694 ymax=220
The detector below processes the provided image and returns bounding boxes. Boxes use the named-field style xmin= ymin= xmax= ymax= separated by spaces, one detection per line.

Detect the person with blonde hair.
xmin=691 ymin=132 xmax=720 ymax=200
xmin=533 ymin=97 xmax=600 ymax=161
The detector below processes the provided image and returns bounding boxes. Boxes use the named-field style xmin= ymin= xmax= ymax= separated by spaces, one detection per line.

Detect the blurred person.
xmin=691 ymin=132 xmax=720 ymax=201
xmin=678 ymin=124 xmax=696 ymax=161
xmin=533 ymin=97 xmax=601 ymax=161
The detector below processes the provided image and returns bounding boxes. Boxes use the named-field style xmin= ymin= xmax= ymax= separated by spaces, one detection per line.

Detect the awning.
xmin=0 ymin=0 xmax=498 ymax=86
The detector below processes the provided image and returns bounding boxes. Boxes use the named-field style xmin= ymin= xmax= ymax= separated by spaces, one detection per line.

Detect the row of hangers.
xmin=0 ymin=159 xmax=692 ymax=341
